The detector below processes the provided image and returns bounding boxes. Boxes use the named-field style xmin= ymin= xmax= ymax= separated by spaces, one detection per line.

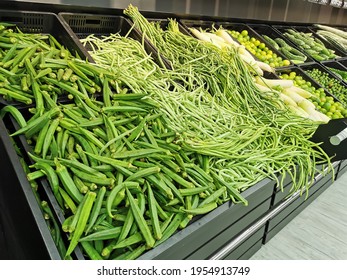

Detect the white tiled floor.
xmin=250 ymin=170 xmax=347 ymax=260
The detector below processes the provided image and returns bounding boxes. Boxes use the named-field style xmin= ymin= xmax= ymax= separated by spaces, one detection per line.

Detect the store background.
xmin=7 ymin=0 xmax=347 ymax=25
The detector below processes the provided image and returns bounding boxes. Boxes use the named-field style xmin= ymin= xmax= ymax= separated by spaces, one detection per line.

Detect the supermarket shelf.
xmin=0 ymin=2 xmax=346 ymax=261
xmin=208 ymin=162 xmax=338 ymax=260
xmin=250 ymin=168 xmax=347 ymax=260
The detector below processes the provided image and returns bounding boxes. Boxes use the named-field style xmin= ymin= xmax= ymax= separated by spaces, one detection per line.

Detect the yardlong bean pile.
xmin=122 ymin=5 xmax=332 ymax=191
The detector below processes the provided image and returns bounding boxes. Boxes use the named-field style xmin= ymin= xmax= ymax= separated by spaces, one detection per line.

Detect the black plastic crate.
xmin=271 ymin=163 xmax=337 ymax=207
xmin=138 ymin=178 xmax=274 ymax=260
xmin=58 ymin=13 xmax=172 ymax=69
xmin=299 ymin=62 xmax=347 ymax=106
xmin=0 ymin=118 xmax=61 ymax=259
xmin=0 ymin=10 xmax=93 ymax=108
xmin=0 ymin=213 xmax=7 ymax=259
xmin=308 ymin=25 xmax=347 ymax=57
xmin=272 ymin=25 xmax=346 ymax=62
xmin=276 ymin=65 xmax=345 ymax=110
xmin=336 ymin=160 xmax=347 ymax=179
xmin=2 ymin=107 xmax=85 ymax=260
xmin=223 ymin=226 xmax=265 ymax=260
xmin=180 ymin=20 xmax=293 ymax=69
xmin=337 ymin=58 xmax=347 ymax=68
xmin=322 ymin=61 xmax=347 ymax=84
xmin=185 ymin=198 xmax=271 ymax=259
xmin=263 ymin=177 xmax=334 ymax=244
xmin=248 ymin=24 xmax=313 ymax=66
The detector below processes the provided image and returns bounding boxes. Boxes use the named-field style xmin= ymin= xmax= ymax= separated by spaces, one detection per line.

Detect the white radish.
xmin=256 ymin=76 xmax=293 ymax=89
xmin=280 ymin=93 xmax=298 ymax=107
xmin=288 ymin=85 xmax=312 ymax=98
xmin=239 ymin=54 xmax=263 ymax=76
xmin=189 ymin=28 xmax=211 ymax=42
xmin=298 ymin=99 xmax=316 ymax=111
xmin=214 ymin=29 xmax=240 ymax=47
xmin=282 ymin=89 xmax=306 ymax=103
xmin=288 ymin=105 xmax=310 ymax=118
xmin=256 ymin=61 xmax=275 ymax=73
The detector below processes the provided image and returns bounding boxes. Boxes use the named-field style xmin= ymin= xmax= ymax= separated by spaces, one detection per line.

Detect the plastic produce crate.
xmin=138 ymin=178 xmax=274 ymax=260
xmin=337 ymin=58 xmax=347 ymax=68
xmin=3 ymin=103 xmax=275 ymax=260
xmin=272 ymin=25 xmax=346 ymax=62
xmin=185 ymin=198 xmax=271 ymax=260
xmin=321 ymin=61 xmax=347 ymax=84
xmin=248 ymin=23 xmax=313 ymax=66
xmin=222 ymin=225 xmax=265 ymax=260
xmin=180 ymin=19 xmax=292 ymax=69
xmin=271 ymin=163 xmax=337 ymax=207
xmin=263 ymin=175 xmax=335 ymax=244
xmin=275 ymin=65 xmax=346 ymax=118
xmin=336 ymin=160 xmax=347 ymax=179
xmin=308 ymin=25 xmax=347 ymax=57
xmin=0 ymin=213 xmax=6 ymax=259
xmin=299 ymin=62 xmax=347 ymax=106
xmin=0 ymin=117 xmax=61 ymax=259
xmin=58 ymin=13 xmax=172 ymax=69
xmin=0 ymin=10 xmax=92 ymax=108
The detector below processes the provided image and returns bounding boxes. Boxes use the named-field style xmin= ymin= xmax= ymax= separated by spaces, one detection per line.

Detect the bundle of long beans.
xmin=122 ymin=5 xmax=333 ymax=192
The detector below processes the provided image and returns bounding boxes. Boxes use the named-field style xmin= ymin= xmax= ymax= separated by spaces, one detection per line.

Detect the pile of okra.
xmin=0 ymin=22 xmax=245 ymax=260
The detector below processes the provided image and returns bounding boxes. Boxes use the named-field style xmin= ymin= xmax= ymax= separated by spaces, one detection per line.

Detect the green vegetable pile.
xmin=305 ymin=68 xmax=347 ymax=108
xmin=262 ymin=35 xmax=307 ymax=64
xmin=279 ymin=71 xmax=347 ymax=119
xmin=282 ymin=28 xmax=337 ymax=61
xmin=0 ymin=23 xmax=99 ymax=105
xmin=315 ymin=24 xmax=347 ymax=54
xmin=328 ymin=66 xmax=347 ymax=83
xmin=228 ymin=29 xmax=291 ymax=67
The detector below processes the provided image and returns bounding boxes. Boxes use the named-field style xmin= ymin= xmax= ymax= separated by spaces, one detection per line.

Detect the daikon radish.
xmin=239 ymin=54 xmax=263 ymax=76
xmin=214 ymin=29 xmax=240 ymax=47
xmin=288 ymin=85 xmax=312 ymax=98
xmin=256 ymin=76 xmax=294 ymax=89
xmin=282 ymin=88 xmax=306 ymax=103
xmin=256 ymin=61 xmax=275 ymax=73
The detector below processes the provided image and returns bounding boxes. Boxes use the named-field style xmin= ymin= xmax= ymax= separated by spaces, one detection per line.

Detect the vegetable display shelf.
xmin=0 ymin=3 xmax=346 ymax=261
xmin=275 ymin=65 xmax=344 ymax=110
xmin=0 ymin=109 xmax=275 ymax=259
xmin=0 ymin=117 xmax=61 ymax=259
xmin=299 ymin=62 xmax=347 ymax=108
xmin=263 ymin=162 xmax=339 ymax=244
xmin=308 ymin=26 xmax=347 ymax=58
xmin=336 ymin=160 xmax=347 ymax=179
xmin=321 ymin=60 xmax=347 ymax=84
xmin=180 ymin=19 xmax=293 ymax=69
xmin=223 ymin=226 xmax=265 ymax=260
xmin=0 ymin=10 xmax=92 ymax=108
xmin=58 ymin=13 xmax=172 ymax=70
xmin=139 ymin=179 xmax=274 ymax=260
xmin=247 ymin=23 xmax=314 ymax=66
xmin=272 ymin=25 xmax=346 ymax=63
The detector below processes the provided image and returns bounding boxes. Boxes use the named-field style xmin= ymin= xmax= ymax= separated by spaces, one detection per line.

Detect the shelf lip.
xmin=209 ymin=161 xmax=339 ymax=260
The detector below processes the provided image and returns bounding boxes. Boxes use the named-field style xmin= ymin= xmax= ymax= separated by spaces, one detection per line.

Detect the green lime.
xmin=241 ymin=30 xmax=248 ymax=37
xmin=323 ymin=102 xmax=331 ymax=111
